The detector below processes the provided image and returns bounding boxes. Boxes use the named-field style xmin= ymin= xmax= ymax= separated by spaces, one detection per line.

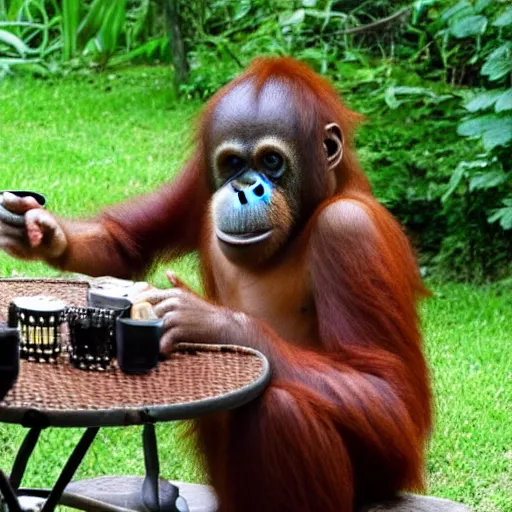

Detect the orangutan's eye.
xmin=261 ymin=151 xmax=284 ymax=178
xmin=224 ymin=154 xmax=246 ymax=174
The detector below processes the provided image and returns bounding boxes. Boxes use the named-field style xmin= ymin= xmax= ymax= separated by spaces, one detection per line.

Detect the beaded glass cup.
xmin=66 ymin=306 xmax=126 ymax=371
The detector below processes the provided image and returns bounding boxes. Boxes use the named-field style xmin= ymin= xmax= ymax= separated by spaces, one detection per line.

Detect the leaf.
xmin=97 ymin=0 xmax=127 ymax=57
xmin=384 ymin=88 xmax=401 ymax=109
xmin=62 ymin=0 xmax=79 ymax=61
xmin=441 ymin=0 xmax=473 ymax=23
xmin=279 ymin=9 xmax=305 ymax=26
xmin=392 ymin=86 xmax=434 ymax=95
xmin=10 ymin=62 xmax=49 ymax=77
xmin=495 ymin=89 xmax=512 ymax=112
xmin=384 ymin=86 xmax=450 ymax=109
xmin=233 ymin=0 xmax=251 ymax=21
xmin=412 ymin=0 xmax=438 ymax=24
xmin=481 ymin=57 xmax=512 ymax=81
xmin=468 ymin=52 xmax=480 ymax=65
xmin=493 ymin=6 xmax=512 ymax=27
xmin=442 ymin=162 xmax=468 ymax=203
xmin=482 ymin=117 xmax=512 ymax=151
xmin=304 ymin=9 xmax=346 ymax=20
xmin=443 ymin=160 xmax=493 ymax=202
xmin=458 ymin=114 xmax=497 ymax=137
xmin=302 ymin=0 xmax=317 ymax=6
xmin=464 ymin=90 xmax=503 ymax=112
xmin=481 ymin=43 xmax=512 ymax=81
xmin=475 ymin=0 xmax=492 ymax=13
xmin=458 ymin=114 xmax=512 ymax=150
xmin=0 ymin=57 xmax=41 ymax=65
xmin=487 ymin=42 xmax=511 ymax=61
xmin=7 ymin=0 xmax=24 ymax=20
xmin=488 ymin=204 xmax=512 ymax=230
xmin=450 ymin=15 xmax=488 ymax=38
xmin=0 ymin=29 xmax=28 ymax=56
xmin=469 ymin=170 xmax=508 ymax=191
xmin=108 ymin=38 xmax=163 ymax=67
xmin=78 ymin=0 xmax=109 ymax=43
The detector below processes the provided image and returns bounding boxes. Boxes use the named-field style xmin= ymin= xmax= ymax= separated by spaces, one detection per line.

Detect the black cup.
xmin=66 ymin=306 xmax=128 ymax=371
xmin=0 ymin=327 xmax=20 ymax=401
xmin=116 ymin=318 xmax=163 ymax=374
xmin=0 ymin=190 xmax=46 ymax=227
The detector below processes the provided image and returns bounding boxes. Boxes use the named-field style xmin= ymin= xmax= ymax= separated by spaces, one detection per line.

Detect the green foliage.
xmin=334 ymin=58 xmax=511 ymax=282
xmin=457 ymin=114 xmax=512 ymax=151
xmin=450 ymin=13 xmax=487 ymax=38
xmin=373 ymin=0 xmax=511 ymax=281
xmin=175 ymin=0 xmax=414 ymax=98
xmin=62 ymin=0 xmax=79 ymax=60
xmin=434 ymin=1 xmax=512 ymax=246
xmin=0 ymin=0 xmax=169 ymax=72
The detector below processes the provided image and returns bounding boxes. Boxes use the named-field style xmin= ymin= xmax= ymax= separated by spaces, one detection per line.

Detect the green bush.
xmin=0 ymin=0 xmax=169 ymax=73
xmin=330 ymin=53 xmax=511 ymax=282
xmin=175 ymin=0 xmax=416 ymax=98
xmin=429 ymin=0 xmax=511 ymax=280
xmin=328 ymin=1 xmax=512 ymax=282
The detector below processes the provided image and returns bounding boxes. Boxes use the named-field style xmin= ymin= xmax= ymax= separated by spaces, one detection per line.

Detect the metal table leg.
xmin=142 ymin=423 xmax=161 ymax=512
xmin=142 ymin=423 xmax=189 ymax=512
xmin=8 ymin=425 xmax=190 ymax=512
xmin=41 ymin=427 xmax=99 ymax=512
xmin=10 ymin=428 xmax=42 ymax=491
xmin=0 ymin=471 xmax=22 ymax=512
xmin=11 ymin=427 xmax=99 ymax=512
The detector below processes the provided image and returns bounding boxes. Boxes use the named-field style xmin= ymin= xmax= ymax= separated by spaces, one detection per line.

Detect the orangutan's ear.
xmin=324 ymin=123 xmax=343 ymax=170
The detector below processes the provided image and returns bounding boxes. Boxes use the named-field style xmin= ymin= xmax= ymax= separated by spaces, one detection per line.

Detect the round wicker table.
xmin=0 ymin=344 xmax=270 ymax=512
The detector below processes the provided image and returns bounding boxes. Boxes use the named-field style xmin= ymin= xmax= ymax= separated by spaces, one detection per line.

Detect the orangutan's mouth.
xmin=216 ymin=229 xmax=273 ymax=246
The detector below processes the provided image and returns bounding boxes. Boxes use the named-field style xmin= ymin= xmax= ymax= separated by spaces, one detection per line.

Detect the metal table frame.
xmin=0 ymin=345 xmax=270 ymax=512
xmin=1 ymin=423 xmax=173 ymax=512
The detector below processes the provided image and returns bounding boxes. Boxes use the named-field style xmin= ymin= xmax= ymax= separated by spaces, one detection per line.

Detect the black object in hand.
xmin=0 ymin=327 xmax=20 ymax=401
xmin=0 ymin=190 xmax=46 ymax=227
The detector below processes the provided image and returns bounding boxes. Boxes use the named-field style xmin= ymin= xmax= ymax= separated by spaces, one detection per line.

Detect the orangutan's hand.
xmin=0 ymin=192 xmax=67 ymax=260
xmin=134 ymin=271 xmax=229 ymax=355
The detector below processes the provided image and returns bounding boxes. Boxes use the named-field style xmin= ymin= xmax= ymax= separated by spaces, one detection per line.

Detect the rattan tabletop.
xmin=0 ymin=344 xmax=270 ymax=428
xmin=0 ymin=278 xmax=270 ymax=428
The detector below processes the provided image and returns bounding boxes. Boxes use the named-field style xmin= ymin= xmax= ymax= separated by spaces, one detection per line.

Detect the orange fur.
xmin=52 ymin=57 xmax=432 ymax=512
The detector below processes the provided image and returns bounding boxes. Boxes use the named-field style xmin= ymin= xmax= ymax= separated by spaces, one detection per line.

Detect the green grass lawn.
xmin=0 ymin=68 xmax=511 ymax=511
